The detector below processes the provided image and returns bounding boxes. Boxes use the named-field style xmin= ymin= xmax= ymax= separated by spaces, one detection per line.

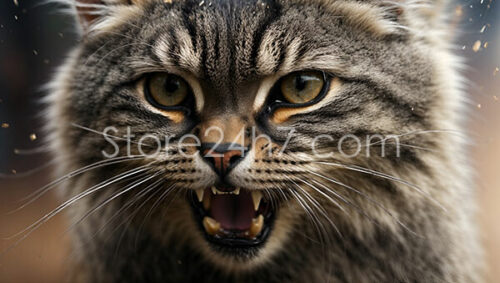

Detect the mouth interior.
xmin=211 ymin=192 xmax=255 ymax=230
xmin=191 ymin=187 xmax=275 ymax=248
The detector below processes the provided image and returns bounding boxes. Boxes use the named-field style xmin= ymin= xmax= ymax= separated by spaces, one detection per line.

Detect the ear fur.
xmin=75 ymin=0 xmax=105 ymax=29
xmin=74 ymin=0 xmax=139 ymax=32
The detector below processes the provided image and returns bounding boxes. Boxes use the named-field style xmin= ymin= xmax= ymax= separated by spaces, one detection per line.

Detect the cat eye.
xmin=145 ymin=73 xmax=191 ymax=109
xmin=279 ymin=71 xmax=326 ymax=104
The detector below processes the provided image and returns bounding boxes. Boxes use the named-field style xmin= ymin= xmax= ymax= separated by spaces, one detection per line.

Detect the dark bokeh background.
xmin=0 ymin=0 xmax=499 ymax=282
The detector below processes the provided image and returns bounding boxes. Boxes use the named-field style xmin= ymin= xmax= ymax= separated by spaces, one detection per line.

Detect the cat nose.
xmin=201 ymin=143 xmax=247 ymax=182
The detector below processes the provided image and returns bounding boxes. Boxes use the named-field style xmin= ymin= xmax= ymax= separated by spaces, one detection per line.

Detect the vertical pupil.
xmin=294 ymin=75 xmax=307 ymax=91
xmin=165 ymin=77 xmax=180 ymax=93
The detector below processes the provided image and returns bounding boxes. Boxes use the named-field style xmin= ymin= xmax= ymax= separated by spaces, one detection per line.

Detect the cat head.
xmin=47 ymin=0 xmax=460 ymax=271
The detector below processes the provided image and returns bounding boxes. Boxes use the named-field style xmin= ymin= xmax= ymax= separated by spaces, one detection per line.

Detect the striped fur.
xmin=45 ymin=0 xmax=482 ymax=282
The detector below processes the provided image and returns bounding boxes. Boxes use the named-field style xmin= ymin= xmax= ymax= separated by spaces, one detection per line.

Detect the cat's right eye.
xmin=144 ymin=73 xmax=192 ymax=110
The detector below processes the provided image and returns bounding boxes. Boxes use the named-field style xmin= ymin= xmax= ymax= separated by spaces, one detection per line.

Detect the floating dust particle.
xmin=494 ymin=67 xmax=499 ymax=76
xmin=30 ymin=133 xmax=37 ymax=141
xmin=13 ymin=0 xmax=18 ymax=6
xmin=33 ymin=50 xmax=38 ymax=55
xmin=12 ymin=169 xmax=17 ymax=174
xmin=14 ymin=15 xmax=18 ymax=20
xmin=472 ymin=40 xmax=481 ymax=52
xmin=477 ymin=104 xmax=482 ymax=109
xmin=480 ymin=25 xmax=486 ymax=33
xmin=1 ymin=123 xmax=9 ymax=128
xmin=58 ymin=32 xmax=64 ymax=38
xmin=14 ymin=148 xmax=20 ymax=154
xmin=483 ymin=42 xmax=488 ymax=49
xmin=462 ymin=45 xmax=467 ymax=50
xmin=455 ymin=5 xmax=463 ymax=16
xmin=493 ymin=96 xmax=498 ymax=101
xmin=43 ymin=59 xmax=50 ymax=64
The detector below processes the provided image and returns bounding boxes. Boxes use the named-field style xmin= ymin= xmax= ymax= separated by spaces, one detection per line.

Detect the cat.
xmin=44 ymin=0 xmax=483 ymax=282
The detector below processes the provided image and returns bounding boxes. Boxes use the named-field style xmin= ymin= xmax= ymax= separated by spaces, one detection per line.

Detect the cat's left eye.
xmin=279 ymin=71 xmax=325 ymax=104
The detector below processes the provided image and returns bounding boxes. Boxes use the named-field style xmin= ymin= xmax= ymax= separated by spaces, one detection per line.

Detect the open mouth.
xmin=190 ymin=187 xmax=275 ymax=251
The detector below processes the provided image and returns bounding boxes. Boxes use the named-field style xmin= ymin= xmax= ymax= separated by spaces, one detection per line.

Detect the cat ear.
xmin=379 ymin=0 xmax=451 ymax=29
xmin=75 ymin=0 xmax=104 ymax=29
xmin=74 ymin=0 xmax=136 ymax=32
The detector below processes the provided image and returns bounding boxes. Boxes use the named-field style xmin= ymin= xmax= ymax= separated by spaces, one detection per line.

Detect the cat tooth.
xmin=251 ymin=191 xmax=263 ymax=211
xmin=249 ymin=215 xmax=264 ymax=238
xmin=202 ymin=216 xmax=221 ymax=236
xmin=211 ymin=186 xmax=217 ymax=195
xmin=233 ymin=188 xmax=240 ymax=195
xmin=195 ymin=189 xmax=204 ymax=202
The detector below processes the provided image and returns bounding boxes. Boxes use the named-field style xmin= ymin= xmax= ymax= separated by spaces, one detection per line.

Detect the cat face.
xmin=49 ymin=0 xmax=455 ymax=271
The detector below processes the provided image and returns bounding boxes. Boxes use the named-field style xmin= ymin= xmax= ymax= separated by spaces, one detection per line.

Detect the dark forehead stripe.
xmin=249 ymin=0 xmax=282 ymax=76
xmin=165 ymin=0 xmax=282 ymax=81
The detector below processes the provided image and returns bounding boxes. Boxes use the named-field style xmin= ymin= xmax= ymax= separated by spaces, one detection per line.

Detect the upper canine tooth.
xmin=233 ymin=188 xmax=240 ymax=195
xmin=195 ymin=189 xmax=204 ymax=202
xmin=251 ymin=191 xmax=263 ymax=211
xmin=202 ymin=216 xmax=221 ymax=236
xmin=211 ymin=186 xmax=217 ymax=195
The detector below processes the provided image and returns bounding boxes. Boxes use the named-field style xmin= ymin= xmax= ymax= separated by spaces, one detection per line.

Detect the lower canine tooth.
xmin=249 ymin=215 xmax=264 ymax=238
xmin=251 ymin=191 xmax=263 ymax=211
xmin=195 ymin=189 xmax=204 ymax=202
xmin=233 ymin=188 xmax=240 ymax=195
xmin=202 ymin=217 xmax=220 ymax=236
xmin=211 ymin=186 xmax=217 ymax=195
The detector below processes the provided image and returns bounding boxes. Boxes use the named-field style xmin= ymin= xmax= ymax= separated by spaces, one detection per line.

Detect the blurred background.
xmin=0 ymin=0 xmax=499 ymax=282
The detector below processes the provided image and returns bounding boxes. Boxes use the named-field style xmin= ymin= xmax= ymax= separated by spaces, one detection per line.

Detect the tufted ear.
xmin=74 ymin=0 xmax=142 ymax=32
xmin=380 ymin=0 xmax=452 ymax=31
xmin=75 ymin=0 xmax=105 ymax=30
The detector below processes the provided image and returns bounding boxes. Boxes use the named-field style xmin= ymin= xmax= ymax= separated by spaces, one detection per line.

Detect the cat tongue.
xmin=210 ymin=191 xmax=254 ymax=231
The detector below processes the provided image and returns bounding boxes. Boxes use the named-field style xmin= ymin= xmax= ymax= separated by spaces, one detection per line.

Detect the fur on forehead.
xmin=60 ymin=0 xmax=450 ymax=37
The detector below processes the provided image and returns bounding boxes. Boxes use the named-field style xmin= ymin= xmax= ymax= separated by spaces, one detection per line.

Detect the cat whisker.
xmin=297 ymin=173 xmax=396 ymax=233
xmin=0 ymin=159 xmax=57 ymax=179
xmin=288 ymin=188 xmax=330 ymax=246
xmin=65 ymin=170 xmax=165 ymax=234
xmin=84 ymin=179 xmax=167 ymax=246
xmin=292 ymin=182 xmax=342 ymax=238
xmin=1 ymin=161 xmax=157 ymax=256
xmin=11 ymin=155 xmax=148 ymax=213
xmin=290 ymin=176 xmax=346 ymax=214
xmin=71 ymin=123 xmax=172 ymax=154
xmin=132 ymin=183 xmax=177 ymax=247
xmin=304 ymin=169 xmax=419 ymax=236
xmin=312 ymin=161 xmax=446 ymax=212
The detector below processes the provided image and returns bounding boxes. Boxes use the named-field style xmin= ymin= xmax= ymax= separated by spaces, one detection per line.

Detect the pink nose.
xmin=203 ymin=148 xmax=244 ymax=178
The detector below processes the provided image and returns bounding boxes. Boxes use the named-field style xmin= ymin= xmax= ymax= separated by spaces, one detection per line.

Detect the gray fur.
xmin=45 ymin=0 xmax=482 ymax=282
